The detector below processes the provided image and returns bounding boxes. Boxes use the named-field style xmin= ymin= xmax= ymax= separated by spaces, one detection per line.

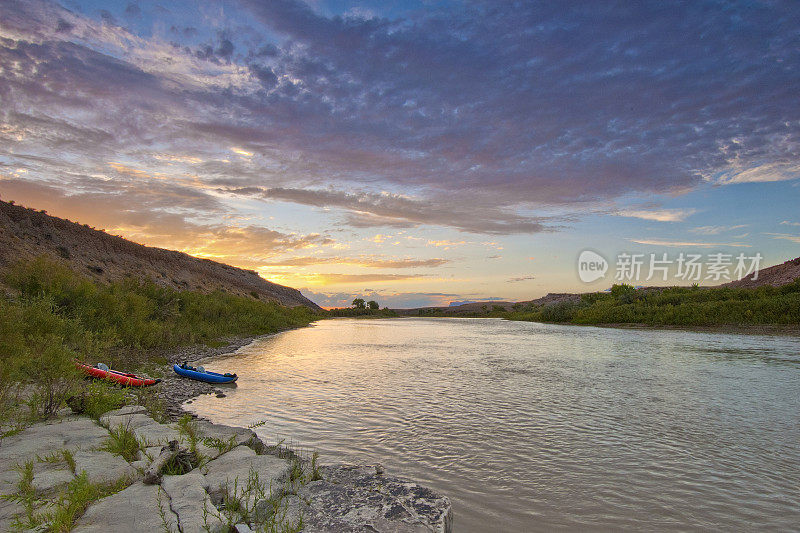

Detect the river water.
xmin=186 ymin=318 xmax=800 ymax=531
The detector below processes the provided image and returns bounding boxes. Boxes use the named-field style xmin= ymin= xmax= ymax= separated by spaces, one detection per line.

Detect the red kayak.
xmin=76 ymin=362 xmax=161 ymax=387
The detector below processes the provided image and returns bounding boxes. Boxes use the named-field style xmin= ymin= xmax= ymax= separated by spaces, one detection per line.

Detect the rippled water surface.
xmin=187 ymin=318 xmax=800 ymax=531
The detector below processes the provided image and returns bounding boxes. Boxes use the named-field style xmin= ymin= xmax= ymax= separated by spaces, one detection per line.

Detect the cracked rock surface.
xmin=1 ymin=407 xmax=452 ymax=532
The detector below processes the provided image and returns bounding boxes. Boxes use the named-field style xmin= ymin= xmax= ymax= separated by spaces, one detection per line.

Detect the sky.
xmin=0 ymin=0 xmax=798 ymax=308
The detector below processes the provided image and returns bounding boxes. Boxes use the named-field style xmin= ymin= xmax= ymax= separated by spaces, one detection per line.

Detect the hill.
xmin=0 ymin=200 xmax=321 ymax=310
xmin=723 ymin=257 xmax=800 ymax=289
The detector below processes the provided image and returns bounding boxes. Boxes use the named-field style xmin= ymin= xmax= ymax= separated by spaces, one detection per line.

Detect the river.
xmin=185 ymin=317 xmax=800 ymax=531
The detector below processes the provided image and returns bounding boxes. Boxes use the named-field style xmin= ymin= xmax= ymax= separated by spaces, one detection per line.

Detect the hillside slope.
xmin=0 ymin=200 xmax=321 ymax=310
xmin=723 ymin=257 xmax=800 ymax=288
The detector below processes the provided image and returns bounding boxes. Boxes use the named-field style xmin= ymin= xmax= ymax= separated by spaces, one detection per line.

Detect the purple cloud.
xmin=0 ymin=0 xmax=798 ymax=238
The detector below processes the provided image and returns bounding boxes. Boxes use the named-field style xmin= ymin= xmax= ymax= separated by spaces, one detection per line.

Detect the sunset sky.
xmin=1 ymin=0 xmax=799 ymax=308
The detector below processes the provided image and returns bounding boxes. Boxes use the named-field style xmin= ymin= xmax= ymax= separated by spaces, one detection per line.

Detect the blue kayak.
xmin=173 ymin=363 xmax=238 ymax=384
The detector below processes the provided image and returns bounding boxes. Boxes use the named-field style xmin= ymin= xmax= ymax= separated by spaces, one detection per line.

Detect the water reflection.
xmin=187 ymin=318 xmax=800 ymax=532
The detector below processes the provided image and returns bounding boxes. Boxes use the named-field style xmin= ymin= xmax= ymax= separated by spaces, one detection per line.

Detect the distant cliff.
xmin=0 ymin=200 xmax=321 ymax=310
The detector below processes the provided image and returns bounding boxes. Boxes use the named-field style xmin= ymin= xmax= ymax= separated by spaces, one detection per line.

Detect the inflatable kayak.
xmin=76 ymin=362 xmax=161 ymax=387
xmin=173 ymin=363 xmax=238 ymax=384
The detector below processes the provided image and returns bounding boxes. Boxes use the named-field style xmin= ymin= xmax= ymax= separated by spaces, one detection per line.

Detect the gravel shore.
xmin=158 ymin=335 xmax=261 ymax=419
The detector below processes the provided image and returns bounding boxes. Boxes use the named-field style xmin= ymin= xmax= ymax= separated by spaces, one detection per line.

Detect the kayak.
xmin=173 ymin=363 xmax=238 ymax=384
xmin=76 ymin=362 xmax=161 ymax=387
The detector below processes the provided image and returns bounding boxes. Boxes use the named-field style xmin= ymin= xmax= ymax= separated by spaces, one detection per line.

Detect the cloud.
xmin=262 ymin=256 xmax=449 ymax=268
xmin=507 ymin=276 xmax=536 ymax=283
xmin=615 ymin=208 xmax=697 ymax=222
xmin=270 ymin=273 xmax=427 ymax=285
xmin=780 ymin=221 xmax=800 ymax=227
xmin=690 ymin=225 xmax=748 ymax=235
xmin=426 ymin=240 xmax=469 ymax=249
xmin=714 ymin=162 xmax=800 ymax=185
xmin=630 ymin=239 xmax=751 ymax=248
xmin=226 ymin=186 xmax=553 ymax=234
xmin=764 ymin=233 xmax=800 ymax=244
xmin=0 ymin=178 xmax=333 ymax=265
xmin=0 ymin=0 xmax=796 ymax=242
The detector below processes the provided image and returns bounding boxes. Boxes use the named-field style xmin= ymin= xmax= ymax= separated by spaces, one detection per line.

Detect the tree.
xmin=352 ymin=298 xmax=366 ymax=309
xmin=367 ymin=300 xmax=379 ymax=310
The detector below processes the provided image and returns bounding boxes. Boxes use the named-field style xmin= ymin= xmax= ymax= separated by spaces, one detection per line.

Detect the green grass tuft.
xmin=102 ymin=424 xmax=142 ymax=463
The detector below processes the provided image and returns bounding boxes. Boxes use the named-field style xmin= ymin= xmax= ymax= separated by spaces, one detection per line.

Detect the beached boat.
xmin=76 ymin=362 xmax=161 ymax=387
xmin=173 ymin=363 xmax=238 ymax=384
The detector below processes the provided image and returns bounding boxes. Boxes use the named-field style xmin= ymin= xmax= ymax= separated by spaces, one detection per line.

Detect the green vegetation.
xmin=203 ymin=434 xmax=238 ymax=455
xmin=67 ymin=381 xmax=126 ymax=420
xmin=37 ymin=449 xmax=77 ymax=475
xmin=2 ymin=460 xmax=131 ymax=531
xmin=102 ymin=424 xmax=142 ymax=463
xmin=176 ymin=414 xmax=200 ymax=454
xmin=203 ymin=467 xmax=305 ymax=533
xmin=0 ymin=255 xmax=321 ymax=427
xmin=506 ymin=282 xmax=800 ymax=326
xmin=327 ymin=296 xmax=397 ymax=317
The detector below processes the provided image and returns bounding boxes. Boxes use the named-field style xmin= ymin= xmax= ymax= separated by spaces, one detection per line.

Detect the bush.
xmin=510 ymin=279 xmax=800 ymax=327
xmin=67 ymin=382 xmax=126 ymax=420
xmin=0 ymin=256 xmax=322 ymax=423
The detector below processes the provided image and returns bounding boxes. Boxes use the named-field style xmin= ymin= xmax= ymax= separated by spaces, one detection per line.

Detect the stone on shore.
xmin=0 ymin=417 xmax=108 ymax=464
xmin=72 ymin=450 xmax=136 ymax=485
xmin=297 ymin=465 xmax=453 ymax=533
xmin=98 ymin=405 xmax=149 ymax=426
xmin=195 ymin=419 xmax=260 ymax=450
xmin=102 ymin=413 xmax=180 ymax=446
xmin=31 ymin=465 xmax=74 ymax=494
xmin=203 ymin=445 xmax=290 ymax=505
xmin=1 ymin=405 xmax=452 ymax=533
xmin=0 ymin=499 xmax=24 ymax=532
xmin=162 ymin=471 xmax=227 ymax=533
xmin=73 ymin=481 xmax=179 ymax=533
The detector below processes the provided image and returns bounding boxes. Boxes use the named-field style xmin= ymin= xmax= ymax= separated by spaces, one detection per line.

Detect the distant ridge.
xmin=397 ymin=261 xmax=800 ymax=314
xmin=0 ymin=200 xmax=321 ymax=310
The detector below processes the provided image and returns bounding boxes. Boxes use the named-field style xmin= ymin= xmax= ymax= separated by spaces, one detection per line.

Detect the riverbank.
xmin=155 ymin=334 xmax=273 ymax=419
xmin=0 ymin=405 xmax=452 ymax=532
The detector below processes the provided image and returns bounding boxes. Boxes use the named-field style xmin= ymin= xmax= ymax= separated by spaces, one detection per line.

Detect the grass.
xmin=37 ymin=449 xmax=77 ymax=475
xmin=203 ymin=435 xmax=238 ymax=455
xmin=0 ymin=255 xmax=321 ymax=426
xmin=1 ymin=460 xmax=39 ymax=529
xmin=506 ymin=281 xmax=800 ymax=327
xmin=203 ymin=468 xmax=303 ymax=532
xmin=66 ymin=382 xmax=126 ymax=420
xmin=161 ymin=451 xmax=201 ymax=476
xmin=45 ymin=472 xmax=131 ymax=532
xmin=102 ymin=423 xmax=142 ymax=463
xmin=3 ymin=462 xmax=133 ymax=532
xmin=176 ymin=414 xmax=199 ymax=453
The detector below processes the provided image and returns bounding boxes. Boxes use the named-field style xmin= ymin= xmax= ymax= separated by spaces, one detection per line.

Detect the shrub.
xmin=102 ymin=424 xmax=142 ymax=462
xmin=67 ymin=381 xmax=126 ymax=420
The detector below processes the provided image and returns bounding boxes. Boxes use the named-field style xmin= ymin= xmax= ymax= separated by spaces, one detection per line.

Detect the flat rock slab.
xmin=73 ymin=450 xmax=136 ymax=485
xmin=298 ymin=465 xmax=453 ymax=533
xmin=0 ymin=497 xmax=24 ymax=531
xmin=0 ymin=465 xmax=21 ymax=495
xmin=195 ymin=420 xmax=259 ymax=449
xmin=103 ymin=413 xmax=180 ymax=446
xmin=99 ymin=405 xmax=149 ymax=425
xmin=73 ymin=481 xmax=178 ymax=533
xmin=0 ymin=418 xmax=108 ymax=465
xmin=203 ymin=445 xmax=290 ymax=504
xmin=162 ymin=471 xmax=226 ymax=533
xmin=32 ymin=464 xmax=74 ymax=494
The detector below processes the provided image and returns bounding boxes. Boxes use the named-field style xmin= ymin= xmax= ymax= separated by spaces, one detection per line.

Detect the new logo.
xmin=577 ymin=250 xmax=608 ymax=283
